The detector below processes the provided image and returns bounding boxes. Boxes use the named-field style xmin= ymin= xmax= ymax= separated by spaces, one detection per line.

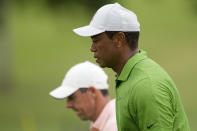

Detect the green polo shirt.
xmin=116 ymin=50 xmax=190 ymax=131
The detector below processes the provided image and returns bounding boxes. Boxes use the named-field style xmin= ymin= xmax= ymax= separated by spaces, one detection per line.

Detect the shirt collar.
xmin=117 ymin=50 xmax=148 ymax=82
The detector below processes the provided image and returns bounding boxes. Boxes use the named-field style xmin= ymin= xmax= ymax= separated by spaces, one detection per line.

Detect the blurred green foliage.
xmin=190 ymin=0 xmax=197 ymax=13
xmin=0 ymin=0 xmax=197 ymax=131
xmin=12 ymin=0 xmax=118 ymax=14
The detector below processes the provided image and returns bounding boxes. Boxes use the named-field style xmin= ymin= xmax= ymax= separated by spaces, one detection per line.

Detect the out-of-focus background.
xmin=0 ymin=0 xmax=196 ymax=130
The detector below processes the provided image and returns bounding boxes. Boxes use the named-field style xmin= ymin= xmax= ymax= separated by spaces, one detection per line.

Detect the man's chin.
xmin=76 ymin=112 xmax=88 ymax=120
xmin=79 ymin=116 xmax=89 ymax=121
xmin=100 ymin=64 xmax=107 ymax=68
xmin=96 ymin=61 xmax=107 ymax=68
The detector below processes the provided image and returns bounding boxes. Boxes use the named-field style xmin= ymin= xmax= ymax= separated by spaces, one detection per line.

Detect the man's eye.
xmin=72 ymin=96 xmax=76 ymax=100
xmin=93 ymin=40 xmax=98 ymax=43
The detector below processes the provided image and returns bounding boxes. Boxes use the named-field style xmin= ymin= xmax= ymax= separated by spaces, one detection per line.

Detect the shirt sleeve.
xmin=129 ymin=78 xmax=175 ymax=131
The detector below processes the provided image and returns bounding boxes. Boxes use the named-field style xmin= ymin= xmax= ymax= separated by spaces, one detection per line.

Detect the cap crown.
xmin=90 ymin=3 xmax=140 ymax=31
xmin=62 ymin=61 xmax=108 ymax=90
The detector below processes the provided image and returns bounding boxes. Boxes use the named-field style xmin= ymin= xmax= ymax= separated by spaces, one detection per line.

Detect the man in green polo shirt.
xmin=73 ymin=3 xmax=190 ymax=131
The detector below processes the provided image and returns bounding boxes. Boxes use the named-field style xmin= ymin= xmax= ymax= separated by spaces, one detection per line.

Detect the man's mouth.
xmin=95 ymin=58 xmax=100 ymax=63
xmin=94 ymin=56 xmax=99 ymax=62
xmin=76 ymin=111 xmax=84 ymax=117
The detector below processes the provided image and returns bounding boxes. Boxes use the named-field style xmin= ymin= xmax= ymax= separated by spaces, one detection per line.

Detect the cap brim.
xmin=49 ymin=86 xmax=78 ymax=99
xmin=73 ymin=25 xmax=105 ymax=37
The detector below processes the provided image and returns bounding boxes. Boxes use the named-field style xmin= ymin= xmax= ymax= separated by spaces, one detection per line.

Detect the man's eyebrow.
xmin=91 ymin=34 xmax=100 ymax=39
xmin=91 ymin=36 xmax=97 ymax=39
xmin=68 ymin=95 xmax=74 ymax=100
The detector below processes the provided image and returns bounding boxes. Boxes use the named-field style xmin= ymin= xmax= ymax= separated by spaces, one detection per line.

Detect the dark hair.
xmin=105 ymin=31 xmax=139 ymax=50
xmin=79 ymin=88 xmax=109 ymax=97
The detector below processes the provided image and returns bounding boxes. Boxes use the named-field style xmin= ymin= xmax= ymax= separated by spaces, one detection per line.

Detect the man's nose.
xmin=66 ymin=101 xmax=73 ymax=108
xmin=90 ymin=43 xmax=96 ymax=52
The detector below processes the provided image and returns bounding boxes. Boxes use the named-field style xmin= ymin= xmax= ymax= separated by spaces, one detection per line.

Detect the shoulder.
xmin=102 ymin=115 xmax=117 ymax=131
xmin=102 ymin=99 xmax=117 ymax=131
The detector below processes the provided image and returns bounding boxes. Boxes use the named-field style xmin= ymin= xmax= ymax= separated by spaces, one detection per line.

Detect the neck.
xmin=92 ymin=95 xmax=110 ymax=122
xmin=113 ymin=48 xmax=139 ymax=76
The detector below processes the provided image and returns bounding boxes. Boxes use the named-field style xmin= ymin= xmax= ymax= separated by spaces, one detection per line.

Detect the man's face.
xmin=66 ymin=89 xmax=95 ymax=120
xmin=90 ymin=32 xmax=118 ymax=68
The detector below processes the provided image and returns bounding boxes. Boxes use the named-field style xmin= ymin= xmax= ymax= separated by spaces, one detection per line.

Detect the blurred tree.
xmin=46 ymin=0 xmax=115 ymax=11
xmin=0 ymin=0 xmax=13 ymax=94
xmin=191 ymin=0 xmax=197 ymax=13
xmin=0 ymin=0 xmax=4 ymax=26
xmin=11 ymin=0 xmax=118 ymax=13
xmin=11 ymin=0 xmax=197 ymax=16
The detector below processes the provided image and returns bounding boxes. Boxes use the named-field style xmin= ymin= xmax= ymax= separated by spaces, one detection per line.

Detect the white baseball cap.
xmin=49 ymin=61 xmax=108 ymax=99
xmin=73 ymin=3 xmax=140 ymax=37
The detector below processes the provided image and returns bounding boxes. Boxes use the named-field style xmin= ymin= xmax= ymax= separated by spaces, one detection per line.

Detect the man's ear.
xmin=87 ymin=86 xmax=96 ymax=97
xmin=112 ymin=32 xmax=127 ymax=48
